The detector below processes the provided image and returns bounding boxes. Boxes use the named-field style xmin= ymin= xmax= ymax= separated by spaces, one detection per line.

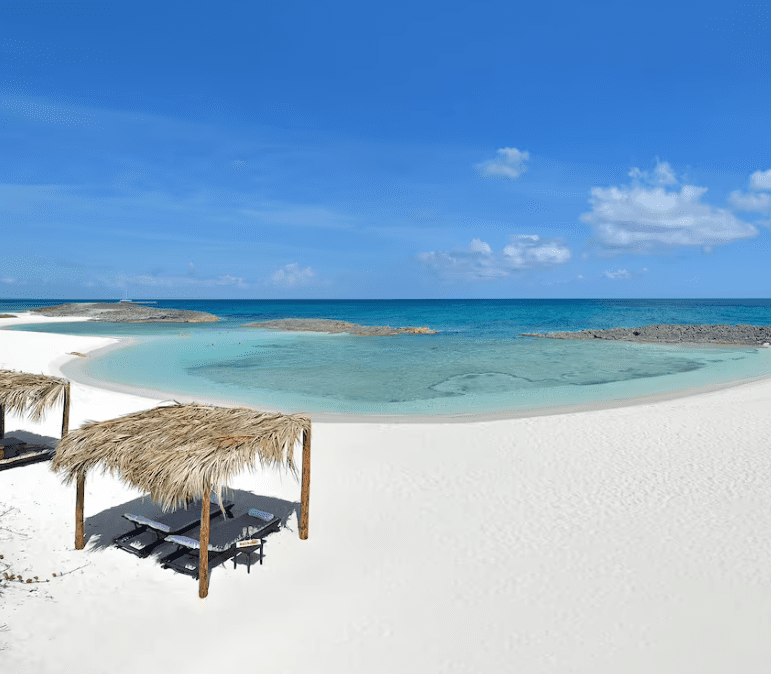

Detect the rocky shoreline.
xmin=31 ymin=302 xmax=219 ymax=323
xmin=243 ymin=318 xmax=437 ymax=336
xmin=523 ymin=324 xmax=771 ymax=346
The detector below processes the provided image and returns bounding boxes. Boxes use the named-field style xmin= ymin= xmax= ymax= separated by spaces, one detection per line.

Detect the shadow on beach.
xmin=82 ymin=489 xmax=299 ymax=562
xmin=2 ymin=430 xmax=58 ymax=448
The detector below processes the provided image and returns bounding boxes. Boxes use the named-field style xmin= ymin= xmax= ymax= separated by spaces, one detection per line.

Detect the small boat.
xmin=119 ymin=291 xmax=156 ymax=305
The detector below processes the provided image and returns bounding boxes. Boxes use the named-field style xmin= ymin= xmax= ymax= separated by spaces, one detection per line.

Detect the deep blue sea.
xmin=2 ymin=299 xmax=771 ymax=417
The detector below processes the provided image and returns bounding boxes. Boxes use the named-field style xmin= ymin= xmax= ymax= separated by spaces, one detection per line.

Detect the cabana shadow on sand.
xmin=0 ymin=369 xmax=71 ymax=470
xmin=51 ymin=402 xmax=311 ymax=598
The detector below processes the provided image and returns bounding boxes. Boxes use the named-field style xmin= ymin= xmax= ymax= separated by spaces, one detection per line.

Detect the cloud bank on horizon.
xmin=2 ymin=1 xmax=770 ymax=298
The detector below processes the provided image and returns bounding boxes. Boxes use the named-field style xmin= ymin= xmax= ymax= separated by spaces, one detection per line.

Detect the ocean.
xmin=2 ymin=298 xmax=771 ymax=418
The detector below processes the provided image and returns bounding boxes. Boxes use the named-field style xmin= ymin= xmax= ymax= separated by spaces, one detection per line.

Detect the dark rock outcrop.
xmin=31 ymin=303 xmax=219 ymax=323
xmin=523 ymin=324 xmax=771 ymax=346
xmin=244 ymin=318 xmax=437 ymax=336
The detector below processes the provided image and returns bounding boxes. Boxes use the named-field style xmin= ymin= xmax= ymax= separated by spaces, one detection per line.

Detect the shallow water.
xmin=4 ymin=298 xmax=771 ymax=416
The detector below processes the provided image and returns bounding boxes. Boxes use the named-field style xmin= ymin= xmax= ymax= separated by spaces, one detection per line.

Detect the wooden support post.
xmin=199 ymin=495 xmax=211 ymax=599
xmin=0 ymin=403 xmax=4 ymax=440
xmin=61 ymin=382 xmax=70 ymax=438
xmin=299 ymin=427 xmax=311 ymax=540
xmin=75 ymin=473 xmax=86 ymax=550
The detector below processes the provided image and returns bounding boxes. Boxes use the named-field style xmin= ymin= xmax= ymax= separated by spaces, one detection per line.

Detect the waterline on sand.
xmin=56 ymin=327 xmax=771 ymax=422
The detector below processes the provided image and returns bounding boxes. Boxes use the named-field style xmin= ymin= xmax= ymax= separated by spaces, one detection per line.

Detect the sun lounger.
xmin=114 ymin=497 xmax=234 ymax=558
xmin=0 ymin=437 xmax=55 ymax=471
xmin=160 ymin=508 xmax=280 ymax=578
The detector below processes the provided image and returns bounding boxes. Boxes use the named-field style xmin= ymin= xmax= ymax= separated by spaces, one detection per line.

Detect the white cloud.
xmin=728 ymin=190 xmax=771 ymax=213
xmin=475 ymin=147 xmax=529 ymax=180
xmin=750 ymin=169 xmax=771 ymax=191
xmin=604 ymin=269 xmax=631 ymax=280
xmin=468 ymin=238 xmax=492 ymax=254
xmin=580 ymin=164 xmax=757 ymax=252
xmin=215 ymin=275 xmax=248 ymax=288
xmin=417 ymin=246 xmax=507 ymax=281
xmin=271 ymin=263 xmax=315 ymax=287
xmin=418 ymin=235 xmax=571 ymax=281
xmin=0 ymin=277 xmax=18 ymax=284
xmin=503 ymin=234 xmax=571 ymax=269
xmin=91 ymin=272 xmax=249 ymax=289
xmin=628 ymin=160 xmax=679 ymax=186
xmin=729 ymin=169 xmax=771 ymax=215
xmin=133 ymin=274 xmax=248 ymax=289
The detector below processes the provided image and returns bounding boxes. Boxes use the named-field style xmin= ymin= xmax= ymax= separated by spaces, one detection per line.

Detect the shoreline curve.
xmin=54 ymin=324 xmax=771 ymax=425
xmin=7 ymin=311 xmax=771 ymax=424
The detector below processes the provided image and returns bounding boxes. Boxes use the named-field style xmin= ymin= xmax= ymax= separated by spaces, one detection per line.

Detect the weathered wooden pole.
xmin=61 ymin=382 xmax=70 ymax=438
xmin=299 ymin=427 xmax=311 ymax=540
xmin=199 ymin=495 xmax=211 ymax=598
xmin=0 ymin=403 xmax=5 ymax=440
xmin=75 ymin=473 xmax=86 ymax=550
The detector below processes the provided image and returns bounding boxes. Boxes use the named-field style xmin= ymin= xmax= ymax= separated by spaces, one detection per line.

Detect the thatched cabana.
xmin=51 ymin=402 xmax=312 ymax=598
xmin=0 ymin=370 xmax=71 ymax=467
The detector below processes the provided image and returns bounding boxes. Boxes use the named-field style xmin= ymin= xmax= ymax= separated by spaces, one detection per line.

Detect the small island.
xmin=243 ymin=318 xmax=437 ymax=336
xmin=31 ymin=302 xmax=219 ymax=323
xmin=523 ymin=324 xmax=771 ymax=346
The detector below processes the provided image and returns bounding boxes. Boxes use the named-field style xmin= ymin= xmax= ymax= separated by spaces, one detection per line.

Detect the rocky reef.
xmin=523 ymin=324 xmax=771 ymax=346
xmin=243 ymin=318 xmax=437 ymax=336
xmin=31 ymin=303 xmax=219 ymax=323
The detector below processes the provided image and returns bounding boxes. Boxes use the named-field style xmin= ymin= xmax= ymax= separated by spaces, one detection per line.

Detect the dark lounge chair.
xmin=114 ymin=497 xmax=234 ymax=558
xmin=0 ymin=437 xmax=55 ymax=472
xmin=160 ymin=508 xmax=280 ymax=578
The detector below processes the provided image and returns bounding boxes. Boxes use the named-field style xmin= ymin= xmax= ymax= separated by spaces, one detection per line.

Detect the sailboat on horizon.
xmin=119 ymin=289 xmax=156 ymax=305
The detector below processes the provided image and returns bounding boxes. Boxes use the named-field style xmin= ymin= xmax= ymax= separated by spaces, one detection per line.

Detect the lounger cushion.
xmin=166 ymin=511 xmax=279 ymax=553
xmin=166 ymin=534 xmax=200 ymax=549
xmin=123 ymin=513 xmax=172 ymax=533
xmin=248 ymin=508 xmax=274 ymax=521
xmin=122 ymin=499 xmax=234 ymax=535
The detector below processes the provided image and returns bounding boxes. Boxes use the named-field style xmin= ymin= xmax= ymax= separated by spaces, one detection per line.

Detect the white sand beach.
xmin=3 ymin=312 xmax=771 ymax=673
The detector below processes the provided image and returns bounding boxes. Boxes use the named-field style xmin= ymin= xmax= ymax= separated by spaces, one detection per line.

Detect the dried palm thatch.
xmin=51 ymin=402 xmax=311 ymax=512
xmin=0 ymin=370 xmax=68 ymax=420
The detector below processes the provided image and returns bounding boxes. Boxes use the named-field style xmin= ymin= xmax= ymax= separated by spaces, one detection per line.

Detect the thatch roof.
xmin=0 ymin=370 xmax=68 ymax=420
xmin=51 ymin=403 xmax=311 ymax=511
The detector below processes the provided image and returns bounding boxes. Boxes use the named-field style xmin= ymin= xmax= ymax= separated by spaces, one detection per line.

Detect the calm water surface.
xmin=3 ymin=299 xmax=771 ymax=416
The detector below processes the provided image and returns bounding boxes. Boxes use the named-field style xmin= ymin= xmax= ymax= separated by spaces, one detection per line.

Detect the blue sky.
xmin=2 ymin=0 xmax=770 ymax=299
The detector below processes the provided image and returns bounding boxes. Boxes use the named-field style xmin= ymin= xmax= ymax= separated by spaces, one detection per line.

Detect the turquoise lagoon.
xmin=3 ymin=299 xmax=771 ymax=417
